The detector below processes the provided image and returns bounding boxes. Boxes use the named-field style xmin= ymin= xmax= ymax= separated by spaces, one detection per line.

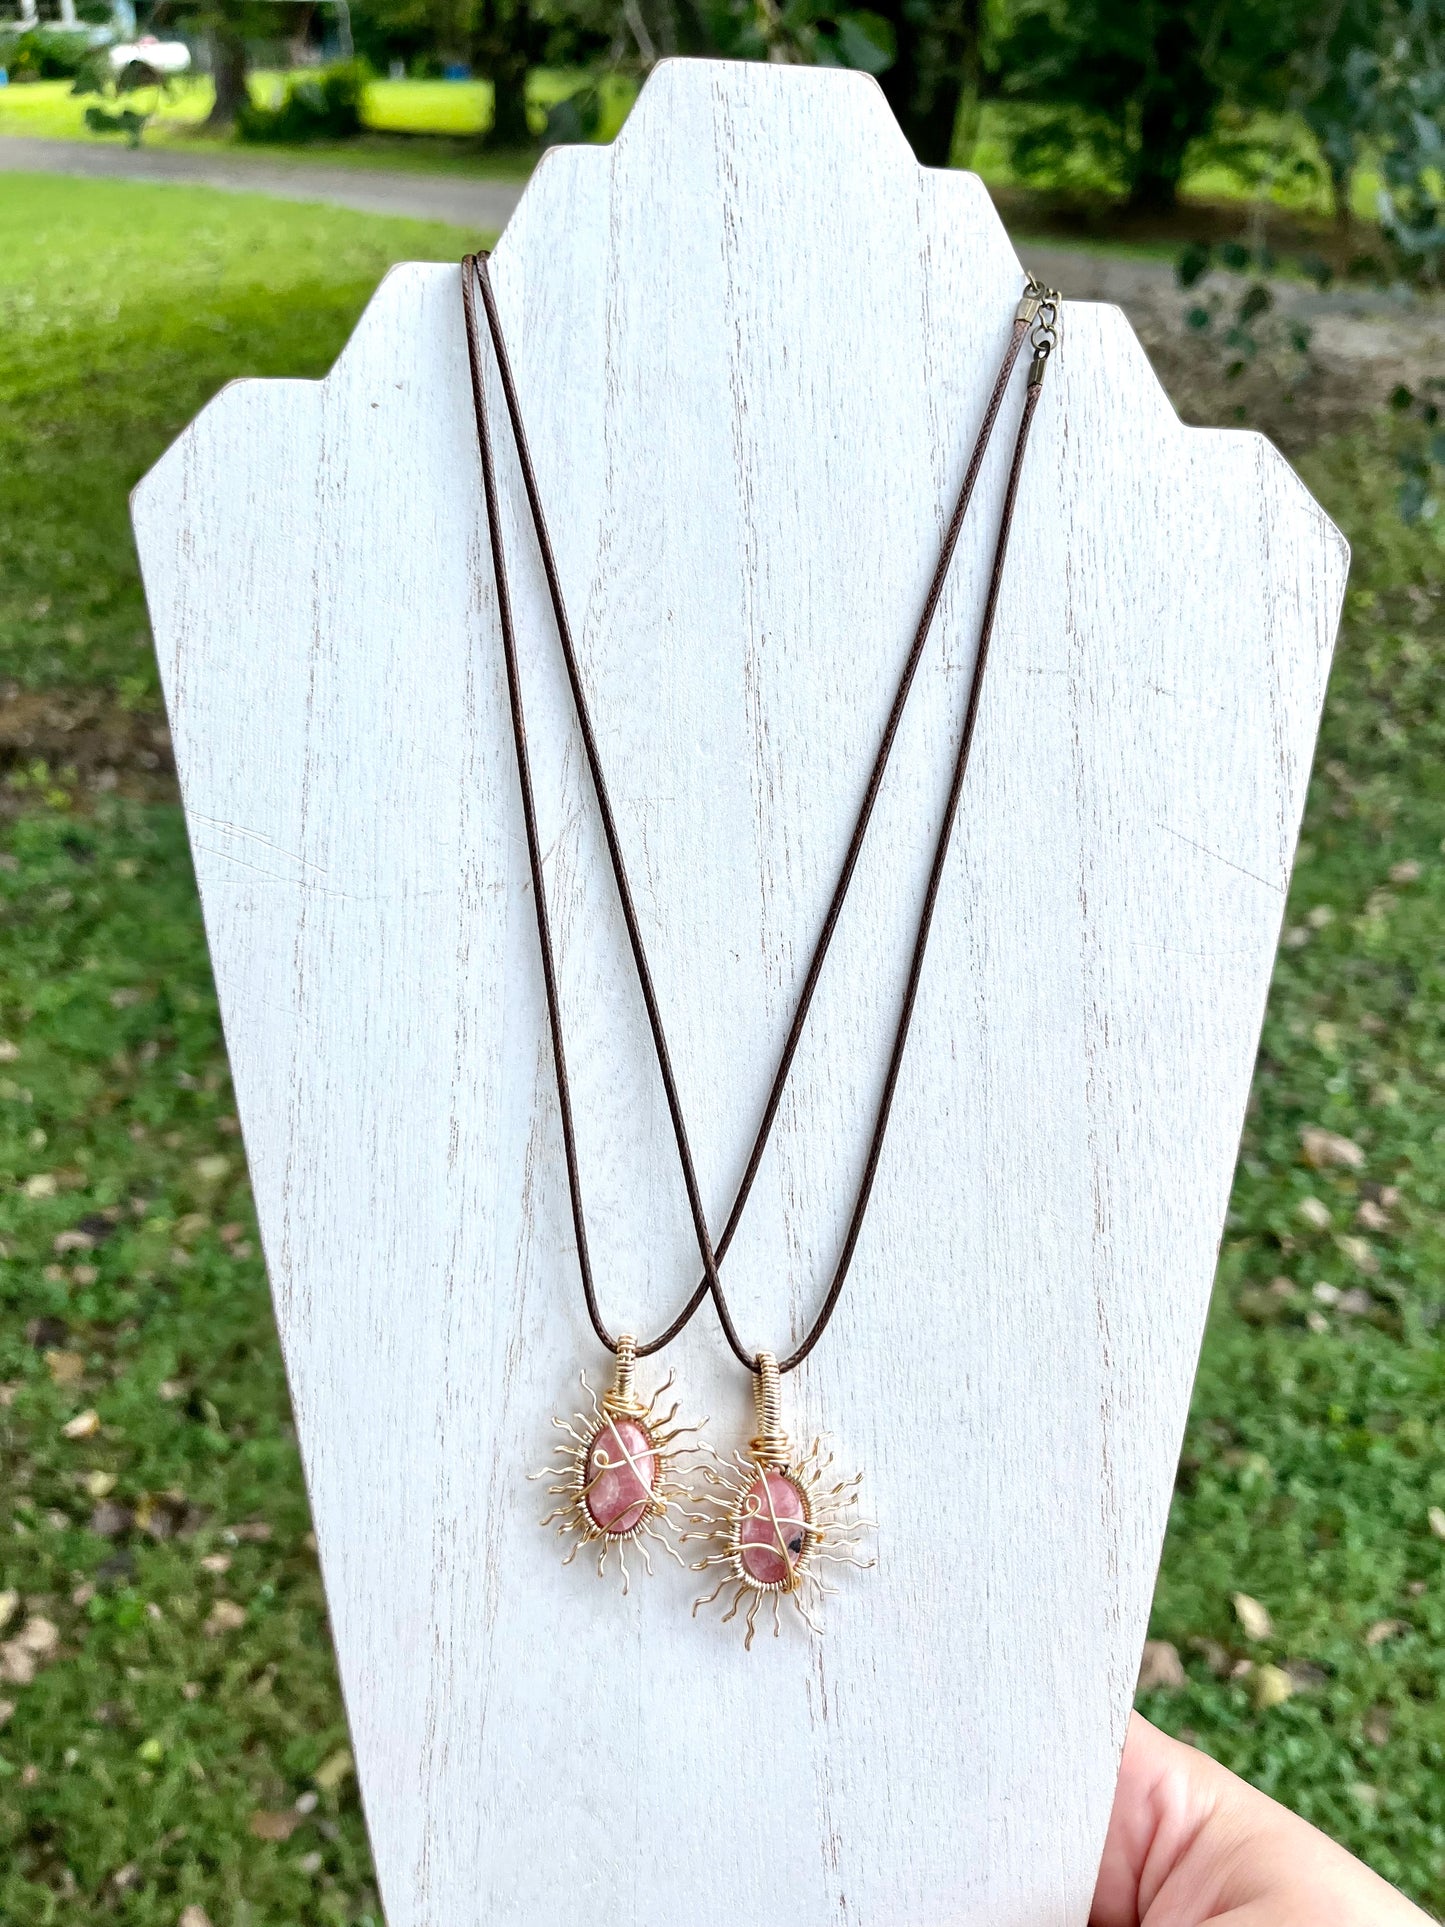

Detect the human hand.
xmin=1091 ymin=1713 xmax=1435 ymax=1926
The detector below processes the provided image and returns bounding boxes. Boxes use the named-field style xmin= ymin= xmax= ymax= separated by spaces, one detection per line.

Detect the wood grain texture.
xmin=131 ymin=58 xmax=1348 ymax=1927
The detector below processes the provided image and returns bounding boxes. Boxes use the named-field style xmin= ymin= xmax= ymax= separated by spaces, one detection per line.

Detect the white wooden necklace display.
xmin=131 ymin=57 xmax=1348 ymax=1927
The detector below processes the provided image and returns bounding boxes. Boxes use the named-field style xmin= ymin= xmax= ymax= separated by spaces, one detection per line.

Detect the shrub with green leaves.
xmin=237 ymin=62 xmax=369 ymax=144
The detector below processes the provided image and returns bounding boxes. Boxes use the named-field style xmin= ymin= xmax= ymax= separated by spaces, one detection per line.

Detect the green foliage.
xmin=998 ymin=0 xmax=1309 ymax=209
xmin=0 ymin=24 xmax=95 ymax=80
xmin=693 ymin=0 xmax=894 ymax=73
xmin=1371 ymin=0 xmax=1445 ymax=280
xmin=1389 ymin=380 xmax=1445 ymax=523
xmin=236 ymin=60 xmax=370 ymax=141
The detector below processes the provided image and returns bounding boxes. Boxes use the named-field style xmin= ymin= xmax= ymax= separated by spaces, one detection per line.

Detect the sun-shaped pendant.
xmin=686 ymin=1351 xmax=875 ymax=1649
xmin=531 ymin=1336 xmax=704 ymax=1592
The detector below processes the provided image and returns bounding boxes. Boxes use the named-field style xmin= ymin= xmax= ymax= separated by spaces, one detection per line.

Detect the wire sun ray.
xmin=531 ymin=1336 xmax=705 ymax=1594
xmin=684 ymin=1353 xmax=875 ymax=1649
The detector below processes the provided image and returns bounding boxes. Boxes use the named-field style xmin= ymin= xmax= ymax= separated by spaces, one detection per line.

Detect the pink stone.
xmin=738 ymin=1472 xmax=807 ymax=1587
xmin=584 ymin=1415 xmax=657 ymax=1535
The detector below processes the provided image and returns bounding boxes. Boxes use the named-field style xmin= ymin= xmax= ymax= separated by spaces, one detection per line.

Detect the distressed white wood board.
xmin=131 ymin=56 xmax=1348 ymax=1927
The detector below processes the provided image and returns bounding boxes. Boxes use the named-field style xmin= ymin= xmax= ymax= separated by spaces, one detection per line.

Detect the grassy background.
xmin=0 ymin=174 xmax=1442 ymax=1922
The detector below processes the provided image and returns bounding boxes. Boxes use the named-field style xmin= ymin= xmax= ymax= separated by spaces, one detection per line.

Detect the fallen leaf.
xmin=157 ymin=1379 xmax=184 ymax=1401
xmin=90 ymin=1501 xmax=134 ymax=1540
xmin=1137 ymin=1640 xmax=1186 ymax=1692
xmin=231 ymin=1520 xmax=272 ymax=1544
xmin=71 ymin=1582 xmax=95 ymax=1607
xmin=1305 ymin=1308 xmax=1330 ymax=1334
xmin=52 ymin=1230 xmax=94 ymax=1255
xmin=1350 ymin=1782 xmax=1380 ymax=1808
xmin=109 ymin=1864 xmax=141 ymax=1894
xmin=1251 ymin=1664 xmax=1294 ymax=1710
xmin=1284 ymin=1659 xmax=1329 ymax=1691
xmin=1356 ymin=1199 xmax=1391 ymax=1231
xmin=0 ymin=1699 xmax=14 ymax=1729
xmin=313 ymin=1747 xmax=353 ymax=1793
xmin=135 ymin=1493 xmax=190 ymax=1543
xmin=295 ymin=1790 xmax=318 ymax=1814
xmin=1364 ymin=1706 xmax=1392 ymax=1746
xmin=1429 ymin=1507 xmax=1445 ymax=1543
xmin=1188 ymin=1636 xmax=1233 ymax=1678
xmin=1337 ymin=1235 xmax=1379 ymax=1275
xmin=17 ymin=1617 xmax=58 ymax=1660
xmin=1232 ymin=1593 xmax=1274 ymax=1641
xmin=1365 ymin=1619 xmax=1408 ymax=1647
xmin=193 ymin=1155 xmax=231 ymax=1184
xmin=1336 ymin=1287 xmax=1375 ymax=1316
xmin=1297 ymin=1197 xmax=1332 ymax=1230
xmin=62 ymin=1408 xmax=101 ymax=1440
xmin=203 ymin=1600 xmax=246 ymax=1637
xmin=249 ymin=1809 xmax=303 ymax=1842
xmin=23 ymin=1173 xmax=57 ymax=1199
xmin=181 ymin=1682 xmax=202 ymax=1701
xmin=83 ymin=1471 xmax=116 ymax=1500
xmin=1301 ymin=1126 xmax=1365 ymax=1170
xmin=178 ymin=1908 xmax=214 ymax=1927
xmin=1388 ymin=860 xmax=1421 ymax=884
xmin=296 ymin=1850 xmax=324 ymax=1875
xmin=108 ymin=987 xmax=145 ymax=1009
xmin=199 ymin=1553 xmax=231 ymax=1576
xmin=1313 ymin=1281 xmax=1340 ymax=1305
xmin=1305 ymin=906 xmax=1335 ymax=931
xmin=45 ymin=1350 xmax=85 ymax=1387
xmin=174 ymin=1213 xmax=209 ymax=1244
xmin=0 ymin=1592 xmax=17 ymax=1635
xmin=0 ymin=1642 xmax=36 ymax=1686
xmin=0 ymin=1040 xmax=18 ymax=1061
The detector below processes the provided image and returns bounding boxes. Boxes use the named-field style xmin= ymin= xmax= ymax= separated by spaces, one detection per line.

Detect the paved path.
xmin=4 ymin=133 xmax=1440 ymax=357
xmin=0 ymin=133 xmax=524 ymax=231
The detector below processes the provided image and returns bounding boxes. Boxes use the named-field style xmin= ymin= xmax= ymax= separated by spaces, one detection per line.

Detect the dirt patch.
xmin=0 ymin=686 xmax=176 ymax=812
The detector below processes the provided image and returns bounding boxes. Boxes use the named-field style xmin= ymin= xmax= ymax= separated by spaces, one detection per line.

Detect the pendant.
xmin=686 ymin=1352 xmax=875 ymax=1648
xmin=531 ymin=1336 xmax=704 ymax=1592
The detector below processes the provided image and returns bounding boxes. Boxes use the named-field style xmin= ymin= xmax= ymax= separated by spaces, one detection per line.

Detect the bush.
xmin=237 ymin=60 xmax=368 ymax=142
xmin=0 ymin=25 xmax=95 ymax=80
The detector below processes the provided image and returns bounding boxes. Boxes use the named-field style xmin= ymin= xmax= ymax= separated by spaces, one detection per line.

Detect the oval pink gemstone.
xmin=584 ymin=1416 xmax=657 ymax=1535
xmin=738 ymin=1472 xmax=808 ymax=1587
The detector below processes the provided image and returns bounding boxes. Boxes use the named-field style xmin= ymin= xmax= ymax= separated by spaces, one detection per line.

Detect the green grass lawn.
xmin=0 ymin=67 xmax=633 ymax=154
xmin=0 ymin=175 xmax=1443 ymax=1922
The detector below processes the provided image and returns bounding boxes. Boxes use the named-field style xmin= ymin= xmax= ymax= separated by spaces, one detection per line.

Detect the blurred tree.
xmin=869 ymin=0 xmax=986 ymax=165
xmin=1370 ymin=0 xmax=1445 ymax=278
xmin=1292 ymin=0 xmax=1383 ymax=230
xmin=998 ymin=0 xmax=1304 ymax=211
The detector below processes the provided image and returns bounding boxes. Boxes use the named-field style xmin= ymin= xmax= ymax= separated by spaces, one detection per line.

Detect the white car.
xmin=108 ymin=35 xmax=191 ymax=78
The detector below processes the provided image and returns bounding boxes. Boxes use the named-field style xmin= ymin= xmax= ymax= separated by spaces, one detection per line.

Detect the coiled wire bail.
xmin=603 ymin=1334 xmax=646 ymax=1418
xmin=749 ymin=1351 xmax=792 ymax=1469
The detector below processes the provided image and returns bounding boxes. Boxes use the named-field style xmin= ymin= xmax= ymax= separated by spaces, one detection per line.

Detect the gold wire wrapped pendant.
xmin=531 ymin=1336 xmax=704 ymax=1593
xmin=686 ymin=1352 xmax=875 ymax=1648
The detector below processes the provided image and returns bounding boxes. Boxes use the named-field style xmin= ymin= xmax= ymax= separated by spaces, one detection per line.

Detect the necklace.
xmin=461 ymin=251 xmax=1059 ymax=1634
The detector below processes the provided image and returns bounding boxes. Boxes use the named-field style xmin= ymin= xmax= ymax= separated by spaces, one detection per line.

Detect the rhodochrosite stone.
xmin=584 ymin=1418 xmax=657 ymax=1535
xmin=739 ymin=1473 xmax=808 ymax=1586
xmin=131 ymin=52 xmax=1346 ymax=1927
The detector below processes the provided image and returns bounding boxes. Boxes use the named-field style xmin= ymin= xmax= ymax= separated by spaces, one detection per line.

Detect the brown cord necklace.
xmin=461 ymin=252 xmax=1059 ymax=1641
